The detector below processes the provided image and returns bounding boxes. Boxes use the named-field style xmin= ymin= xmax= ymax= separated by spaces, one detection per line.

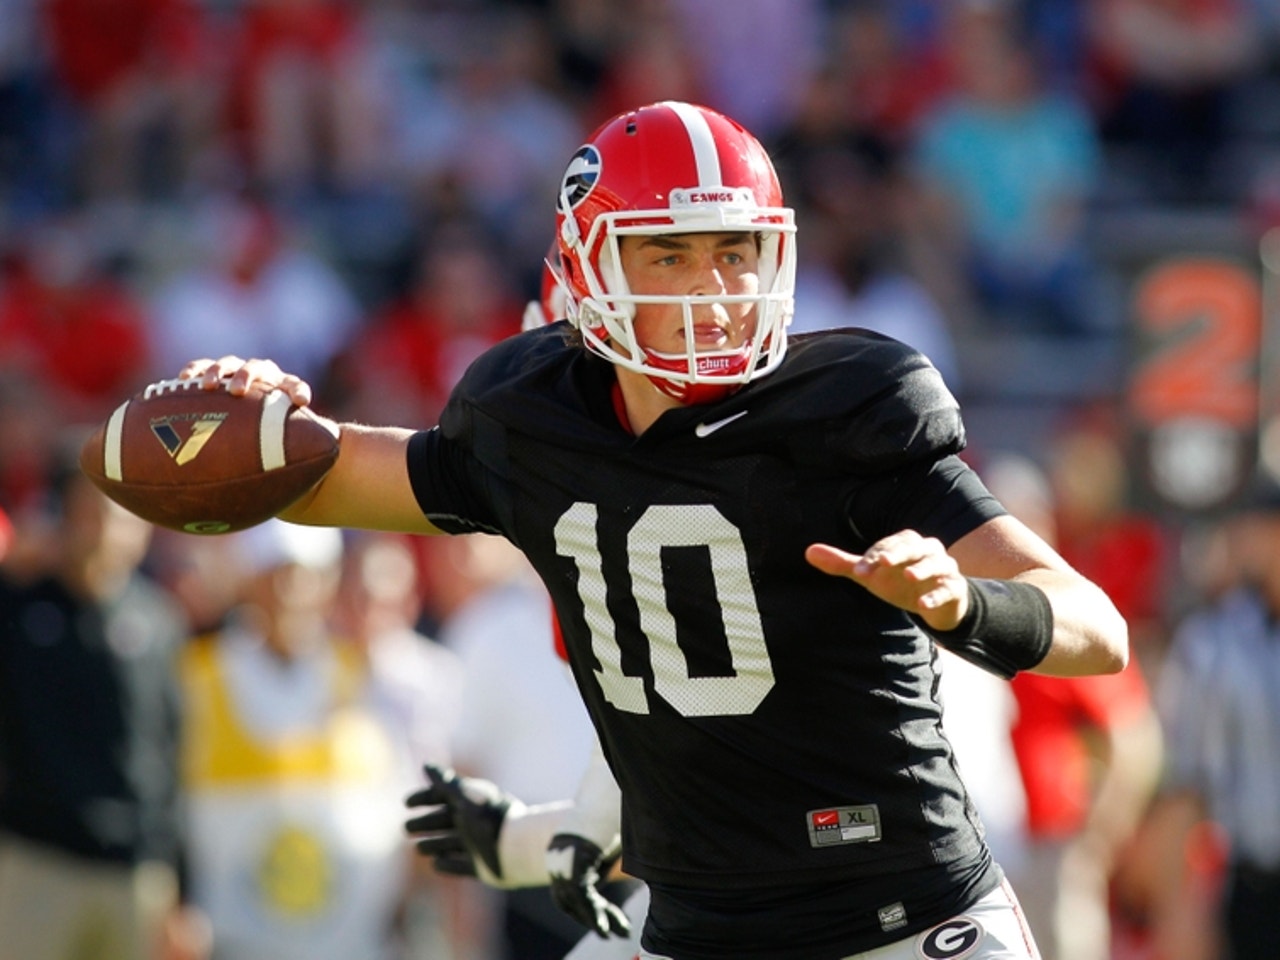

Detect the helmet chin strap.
xmin=641 ymin=344 xmax=752 ymax=405
xmin=649 ymin=376 xmax=741 ymax=406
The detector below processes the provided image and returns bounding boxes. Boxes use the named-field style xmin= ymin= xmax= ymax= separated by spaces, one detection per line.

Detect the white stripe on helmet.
xmin=663 ymin=100 xmax=722 ymax=187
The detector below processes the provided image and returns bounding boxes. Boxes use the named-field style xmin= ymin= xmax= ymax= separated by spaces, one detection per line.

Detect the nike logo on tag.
xmin=694 ymin=410 xmax=748 ymax=438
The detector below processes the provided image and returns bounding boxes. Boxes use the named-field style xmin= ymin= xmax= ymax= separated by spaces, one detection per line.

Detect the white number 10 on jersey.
xmin=555 ymin=502 xmax=776 ymax=718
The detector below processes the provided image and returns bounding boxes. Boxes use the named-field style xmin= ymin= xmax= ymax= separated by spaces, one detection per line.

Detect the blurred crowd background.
xmin=3 ymin=1 xmax=1280 ymax=959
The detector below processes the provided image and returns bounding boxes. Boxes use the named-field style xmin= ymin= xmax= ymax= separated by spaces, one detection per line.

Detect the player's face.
xmin=618 ymin=232 xmax=760 ymax=355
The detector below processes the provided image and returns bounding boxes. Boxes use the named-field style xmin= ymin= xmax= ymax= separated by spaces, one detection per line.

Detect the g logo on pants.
xmin=916 ymin=917 xmax=982 ymax=959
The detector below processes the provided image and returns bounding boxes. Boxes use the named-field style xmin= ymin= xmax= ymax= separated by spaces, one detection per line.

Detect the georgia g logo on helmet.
xmin=560 ymin=145 xmax=601 ymax=210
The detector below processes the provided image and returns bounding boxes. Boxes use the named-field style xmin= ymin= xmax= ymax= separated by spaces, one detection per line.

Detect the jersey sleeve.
xmin=845 ymin=453 xmax=1006 ymax=548
xmin=789 ymin=331 xmax=967 ymax=473
xmin=764 ymin=334 xmax=999 ymax=548
xmin=405 ymin=428 xmax=506 ymax=535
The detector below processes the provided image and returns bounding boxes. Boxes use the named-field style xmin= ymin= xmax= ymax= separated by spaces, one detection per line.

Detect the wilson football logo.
xmin=150 ymin=413 xmax=227 ymax=465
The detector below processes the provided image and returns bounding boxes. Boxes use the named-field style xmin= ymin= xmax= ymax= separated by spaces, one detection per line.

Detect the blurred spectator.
xmin=1022 ymin=0 xmax=1093 ymax=94
xmin=663 ymin=0 xmax=823 ymax=141
xmin=42 ymin=0 xmax=219 ymax=207
xmin=1046 ymin=411 xmax=1172 ymax=654
xmin=389 ymin=6 xmax=582 ymax=270
xmin=426 ymin=533 xmax=599 ymax=960
xmin=820 ymin=1 xmax=953 ymax=151
xmin=330 ymin=530 xmax=464 ymax=804
xmin=1151 ymin=495 xmax=1280 ymax=960
xmin=0 ymin=431 xmax=210 ymax=960
xmin=779 ymin=124 xmax=962 ymax=388
xmin=330 ymin=530 xmax=468 ymax=958
xmin=910 ymin=0 xmax=1110 ymax=337
xmin=0 ymin=214 xmax=154 ymax=424
xmin=326 ymin=223 xmax=523 ymax=426
xmin=1010 ymin=649 xmax=1163 ymax=960
xmin=539 ymin=0 xmax=685 ymax=124
xmin=1086 ymin=0 xmax=1263 ymax=202
xmin=982 ymin=449 xmax=1164 ymax=960
xmin=145 ymin=530 xmax=247 ymax=636
xmin=225 ymin=0 xmax=390 ymax=204
xmin=0 ymin=369 xmax=65 ymax=517
xmin=1110 ymin=797 xmax=1227 ymax=960
xmin=147 ymin=194 xmax=360 ymax=384
xmin=1247 ymin=0 xmax=1280 ymax=49
xmin=0 ymin=0 xmax=65 ymax=223
xmin=179 ymin=519 xmax=441 ymax=960
xmin=578 ymin=0 xmax=705 ymax=130
xmin=857 ymin=0 xmax=1092 ymax=92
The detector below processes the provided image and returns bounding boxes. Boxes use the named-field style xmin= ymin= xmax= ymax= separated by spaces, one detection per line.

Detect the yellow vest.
xmin=178 ymin=634 xmax=407 ymax=958
xmin=181 ymin=634 xmax=394 ymax=787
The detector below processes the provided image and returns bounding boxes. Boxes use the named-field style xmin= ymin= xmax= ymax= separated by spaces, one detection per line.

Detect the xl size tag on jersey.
xmin=806 ymin=804 xmax=881 ymax=847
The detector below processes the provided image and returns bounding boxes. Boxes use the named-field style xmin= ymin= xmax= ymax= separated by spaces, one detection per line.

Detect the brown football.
xmin=79 ymin=377 xmax=340 ymax=534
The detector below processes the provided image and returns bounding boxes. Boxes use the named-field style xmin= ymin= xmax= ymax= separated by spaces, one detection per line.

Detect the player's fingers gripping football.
xmin=177 ymin=354 xmax=256 ymax=388
xmin=805 ymin=531 xmax=970 ymax=632
xmin=178 ymin=355 xmax=312 ymax=407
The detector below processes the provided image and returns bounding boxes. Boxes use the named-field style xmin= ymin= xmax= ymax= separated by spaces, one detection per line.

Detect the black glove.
xmin=404 ymin=763 xmax=512 ymax=880
xmin=545 ymin=831 xmax=631 ymax=939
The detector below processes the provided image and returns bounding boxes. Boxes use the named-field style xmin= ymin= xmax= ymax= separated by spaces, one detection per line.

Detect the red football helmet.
xmin=555 ymin=101 xmax=796 ymax=404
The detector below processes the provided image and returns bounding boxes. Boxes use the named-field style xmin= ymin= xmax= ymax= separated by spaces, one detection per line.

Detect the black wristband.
xmin=917 ymin=577 xmax=1054 ymax=680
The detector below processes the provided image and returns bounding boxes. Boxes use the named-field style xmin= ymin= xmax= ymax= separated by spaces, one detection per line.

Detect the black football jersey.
xmin=407 ymin=325 xmax=1008 ymax=955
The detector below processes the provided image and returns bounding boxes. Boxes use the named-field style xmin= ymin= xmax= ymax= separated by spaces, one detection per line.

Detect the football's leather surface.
xmin=79 ymin=377 xmax=340 ymax=534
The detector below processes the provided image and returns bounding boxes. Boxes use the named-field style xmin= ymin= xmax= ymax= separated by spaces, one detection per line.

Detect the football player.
xmin=177 ymin=100 xmax=1127 ymax=959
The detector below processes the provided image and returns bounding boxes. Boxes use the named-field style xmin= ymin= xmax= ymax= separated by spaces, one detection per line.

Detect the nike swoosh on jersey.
xmin=694 ymin=410 xmax=748 ymax=438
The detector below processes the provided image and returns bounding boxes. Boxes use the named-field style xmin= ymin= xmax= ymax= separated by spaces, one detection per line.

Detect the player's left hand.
xmin=404 ymin=763 xmax=512 ymax=881
xmin=546 ymin=832 xmax=631 ymax=939
xmin=805 ymin=530 xmax=970 ymax=633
